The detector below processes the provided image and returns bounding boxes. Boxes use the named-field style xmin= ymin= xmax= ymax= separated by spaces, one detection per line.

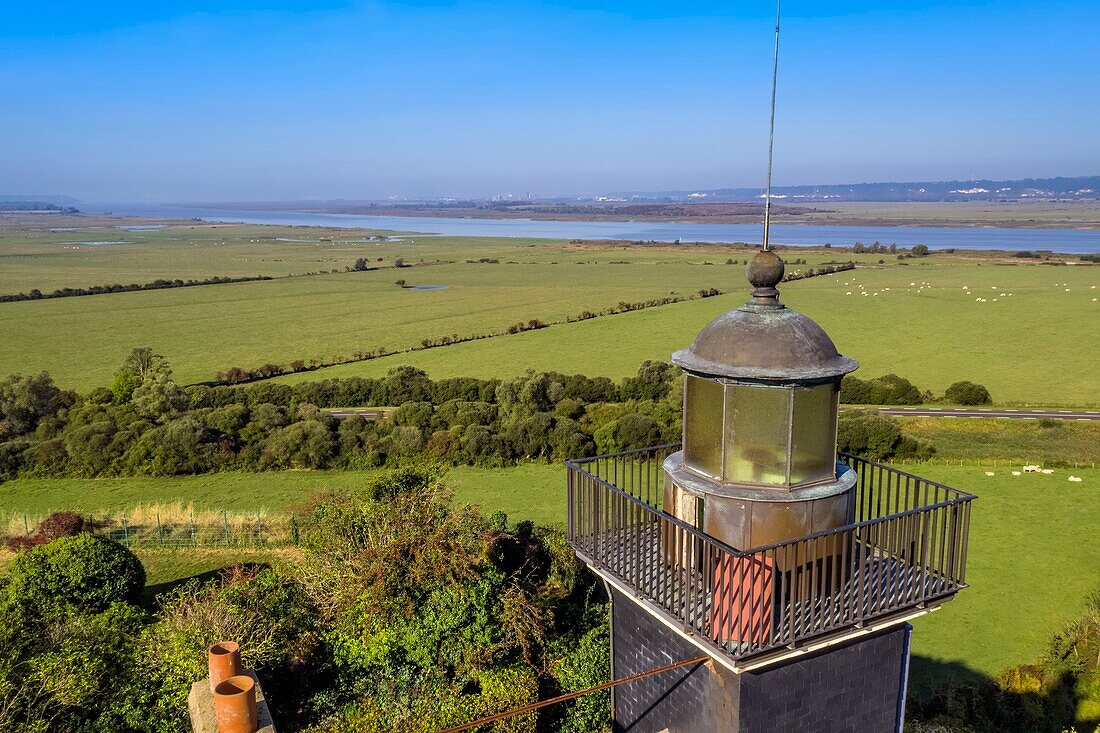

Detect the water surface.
xmin=91 ymin=203 xmax=1100 ymax=254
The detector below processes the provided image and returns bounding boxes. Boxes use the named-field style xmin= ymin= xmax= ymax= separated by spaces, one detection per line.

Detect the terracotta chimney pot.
xmin=208 ymin=642 xmax=243 ymax=691
xmin=213 ymin=674 xmax=258 ymax=733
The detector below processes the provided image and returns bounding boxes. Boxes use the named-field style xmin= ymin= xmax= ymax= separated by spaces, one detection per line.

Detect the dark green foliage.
xmin=837 ymin=410 xmax=934 ymax=461
xmin=620 ymin=360 xmax=678 ymax=401
xmin=0 ymin=371 xmax=69 ymax=439
xmin=945 ymin=381 xmax=993 ymax=406
xmin=0 ymin=356 xmax=949 ymax=480
xmin=6 ymin=534 xmax=145 ymax=613
xmin=840 ymin=373 xmax=923 ymax=405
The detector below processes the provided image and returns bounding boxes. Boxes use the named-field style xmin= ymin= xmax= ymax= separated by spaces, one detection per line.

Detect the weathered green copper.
xmin=671 ymin=250 xmax=858 ymax=383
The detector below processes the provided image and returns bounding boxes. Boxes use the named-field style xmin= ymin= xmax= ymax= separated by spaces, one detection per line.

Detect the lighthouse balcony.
xmin=565 ymin=444 xmax=976 ymax=669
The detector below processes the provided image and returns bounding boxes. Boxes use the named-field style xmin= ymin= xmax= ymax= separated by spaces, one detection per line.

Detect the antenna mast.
xmin=762 ymin=0 xmax=782 ymax=252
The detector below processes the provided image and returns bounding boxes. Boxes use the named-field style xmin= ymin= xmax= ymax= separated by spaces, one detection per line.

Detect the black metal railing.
xmin=566 ymin=445 xmax=975 ymax=663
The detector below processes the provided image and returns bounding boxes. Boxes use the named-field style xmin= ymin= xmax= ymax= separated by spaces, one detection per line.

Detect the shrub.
xmin=945 ymin=381 xmax=992 ymax=405
xmin=6 ymin=534 xmax=146 ymax=613
xmin=841 ymin=374 xmax=923 ymax=405
xmin=4 ymin=510 xmax=86 ymax=551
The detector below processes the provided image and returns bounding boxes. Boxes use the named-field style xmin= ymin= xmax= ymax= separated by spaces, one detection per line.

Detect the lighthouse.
xmin=565 ymin=253 xmax=975 ymax=732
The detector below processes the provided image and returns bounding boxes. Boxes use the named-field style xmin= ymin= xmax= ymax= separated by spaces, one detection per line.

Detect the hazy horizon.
xmin=3 ymin=1 xmax=1098 ymax=202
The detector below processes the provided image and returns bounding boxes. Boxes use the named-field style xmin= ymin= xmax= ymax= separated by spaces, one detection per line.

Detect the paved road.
xmin=325 ymin=408 xmax=391 ymax=420
xmin=874 ymin=407 xmax=1100 ymax=421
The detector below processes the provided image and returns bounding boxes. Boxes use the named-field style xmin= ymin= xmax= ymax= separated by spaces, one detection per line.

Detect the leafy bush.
xmin=837 ymin=410 xmax=934 ymax=461
xmin=6 ymin=534 xmax=145 ymax=613
xmin=945 ymin=381 xmax=992 ymax=405
xmin=840 ymin=373 xmax=922 ymax=405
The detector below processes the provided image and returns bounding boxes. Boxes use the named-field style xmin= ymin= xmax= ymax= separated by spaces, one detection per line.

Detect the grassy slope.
xmin=0 ymin=464 xmax=568 ymax=527
xmin=908 ymin=465 xmax=1100 ymax=686
xmin=3 ymin=463 xmax=1096 ymax=684
xmin=899 ymin=417 xmax=1100 ymax=464
xmin=0 ymin=259 xmax=749 ymax=392
xmin=279 ymin=260 xmax=1099 ymax=405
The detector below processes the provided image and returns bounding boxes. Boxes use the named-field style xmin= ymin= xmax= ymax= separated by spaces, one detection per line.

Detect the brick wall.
xmin=610 ymin=588 xmax=910 ymax=733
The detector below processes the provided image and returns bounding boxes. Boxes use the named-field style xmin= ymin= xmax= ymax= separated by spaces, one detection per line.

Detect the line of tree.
xmin=0 ymin=275 xmax=275 ymax=303
xmin=3 ymin=349 xmax=998 ymax=482
xmin=840 ymin=374 xmax=992 ymax=406
xmin=782 ymin=262 xmax=856 ymax=282
xmin=211 ymin=288 xmax=727 ymax=386
xmin=0 ymin=351 xmax=685 ymax=480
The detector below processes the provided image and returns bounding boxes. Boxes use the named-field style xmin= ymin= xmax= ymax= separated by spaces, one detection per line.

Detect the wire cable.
xmin=435 ymin=654 xmax=710 ymax=733
xmin=762 ymin=0 xmax=782 ymax=251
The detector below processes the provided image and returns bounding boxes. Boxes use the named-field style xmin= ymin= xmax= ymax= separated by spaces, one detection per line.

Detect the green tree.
xmin=0 ymin=371 xmax=65 ymax=439
xmin=945 ymin=381 xmax=992 ymax=405
xmin=112 ymin=347 xmax=172 ymax=404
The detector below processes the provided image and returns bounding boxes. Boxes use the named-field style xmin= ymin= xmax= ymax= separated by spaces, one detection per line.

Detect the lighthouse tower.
xmin=566 ymin=252 xmax=974 ymax=732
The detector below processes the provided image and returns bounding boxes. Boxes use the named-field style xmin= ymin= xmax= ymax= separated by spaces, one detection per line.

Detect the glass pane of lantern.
xmin=790 ymin=383 xmax=839 ymax=485
xmin=724 ymin=386 xmax=790 ymax=485
xmin=683 ymin=376 xmax=723 ymax=476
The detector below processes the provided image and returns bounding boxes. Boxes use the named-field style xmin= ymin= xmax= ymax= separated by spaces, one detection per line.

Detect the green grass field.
xmin=0 ymin=231 xmax=867 ymax=392
xmin=0 ymin=222 xmax=409 ymax=292
xmin=279 ymin=259 xmax=1099 ymax=406
xmin=0 ymin=464 xmax=568 ymax=527
xmin=908 ymin=465 xmax=1100 ymax=688
xmin=898 ymin=417 xmax=1100 ymax=464
xmin=2 ymin=220 xmax=1095 ymax=404
xmin=3 ymin=462 xmax=1096 ymax=685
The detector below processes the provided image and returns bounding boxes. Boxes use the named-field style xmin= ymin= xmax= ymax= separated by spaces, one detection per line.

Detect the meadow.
xmin=2 ymin=462 xmax=1096 ymax=687
xmin=0 ymin=222 xmax=869 ymax=391
xmin=2 ymin=219 xmax=1095 ymax=404
xmin=278 ymin=258 xmax=1099 ymax=406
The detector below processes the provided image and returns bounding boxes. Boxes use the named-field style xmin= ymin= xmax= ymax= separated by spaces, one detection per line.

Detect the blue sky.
xmin=1 ymin=1 xmax=1097 ymax=201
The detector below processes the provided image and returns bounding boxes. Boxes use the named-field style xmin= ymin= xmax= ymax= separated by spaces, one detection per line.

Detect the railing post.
xmin=122 ymin=516 xmax=129 ymax=547
xmin=23 ymin=513 xmax=29 ymax=536
xmin=223 ymin=511 xmax=230 ymax=546
xmin=156 ymin=513 xmax=163 ymax=544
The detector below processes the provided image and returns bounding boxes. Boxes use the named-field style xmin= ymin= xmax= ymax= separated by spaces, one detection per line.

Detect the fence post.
xmin=122 ymin=517 xmax=130 ymax=547
xmin=291 ymin=512 xmax=299 ymax=546
xmin=189 ymin=511 xmax=196 ymax=547
xmin=156 ymin=513 xmax=163 ymax=544
xmin=256 ymin=511 xmax=263 ymax=545
xmin=23 ymin=513 xmax=29 ymax=536
xmin=223 ymin=511 xmax=230 ymax=546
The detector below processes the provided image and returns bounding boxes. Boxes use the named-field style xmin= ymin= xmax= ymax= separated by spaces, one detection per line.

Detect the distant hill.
xmin=604 ymin=176 xmax=1100 ymax=203
xmin=0 ymin=194 xmax=79 ymax=205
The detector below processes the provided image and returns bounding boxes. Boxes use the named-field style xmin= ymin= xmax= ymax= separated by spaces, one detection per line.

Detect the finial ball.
xmin=746 ymin=249 xmax=785 ymax=289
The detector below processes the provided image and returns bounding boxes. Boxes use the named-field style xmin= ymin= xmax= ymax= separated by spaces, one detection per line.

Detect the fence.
xmin=566 ymin=444 xmax=975 ymax=663
xmin=2 ymin=507 xmax=307 ymax=548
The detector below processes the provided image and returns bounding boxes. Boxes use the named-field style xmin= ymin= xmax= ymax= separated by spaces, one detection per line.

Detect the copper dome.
xmin=671 ymin=250 xmax=859 ymax=382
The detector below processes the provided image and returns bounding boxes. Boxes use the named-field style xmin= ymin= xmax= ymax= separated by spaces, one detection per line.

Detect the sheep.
xmin=984 ymin=471 xmax=995 ymax=477
xmin=1023 ymin=465 xmax=1041 ymax=473
xmin=1068 ymin=476 xmax=1083 ymax=483
xmin=1041 ymin=469 xmax=1054 ymax=475
xmin=1011 ymin=471 xmax=1022 ymax=476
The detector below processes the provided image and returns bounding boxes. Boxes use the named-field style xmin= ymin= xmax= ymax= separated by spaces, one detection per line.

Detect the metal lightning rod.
xmin=762 ymin=0 xmax=782 ymax=252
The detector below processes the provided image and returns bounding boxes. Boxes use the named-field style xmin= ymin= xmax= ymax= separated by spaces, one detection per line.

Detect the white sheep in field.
xmin=1068 ymin=476 xmax=1083 ymax=483
xmin=985 ymin=471 xmax=995 ymax=477
xmin=1011 ymin=471 xmax=1022 ymax=476
xmin=1041 ymin=469 xmax=1054 ymax=475
xmin=1023 ymin=465 xmax=1041 ymax=473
